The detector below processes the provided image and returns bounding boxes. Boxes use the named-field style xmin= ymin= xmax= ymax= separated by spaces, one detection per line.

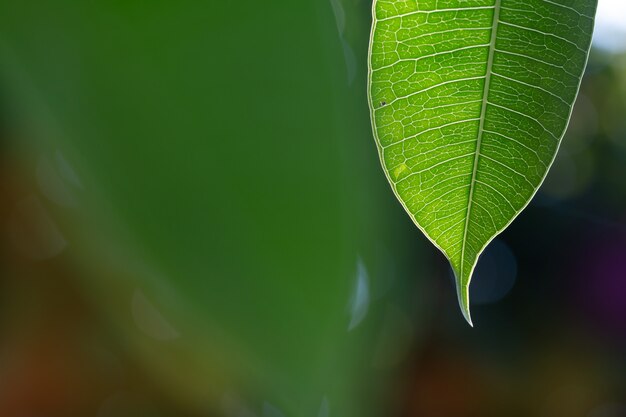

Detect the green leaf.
xmin=367 ymin=0 xmax=597 ymax=325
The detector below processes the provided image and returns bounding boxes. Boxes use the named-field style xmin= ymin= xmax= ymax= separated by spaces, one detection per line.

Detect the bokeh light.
xmin=593 ymin=0 xmax=626 ymax=52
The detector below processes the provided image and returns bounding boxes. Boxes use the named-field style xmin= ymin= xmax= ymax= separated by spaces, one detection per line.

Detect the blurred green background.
xmin=0 ymin=1 xmax=625 ymax=417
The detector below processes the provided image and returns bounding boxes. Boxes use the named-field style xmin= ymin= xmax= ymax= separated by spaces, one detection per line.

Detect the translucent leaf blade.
xmin=367 ymin=0 xmax=598 ymax=324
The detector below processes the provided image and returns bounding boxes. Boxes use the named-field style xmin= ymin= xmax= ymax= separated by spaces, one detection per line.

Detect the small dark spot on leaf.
xmin=380 ymin=101 xmax=386 ymax=107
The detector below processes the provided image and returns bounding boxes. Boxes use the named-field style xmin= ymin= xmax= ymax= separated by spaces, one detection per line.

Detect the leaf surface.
xmin=367 ymin=0 xmax=597 ymax=324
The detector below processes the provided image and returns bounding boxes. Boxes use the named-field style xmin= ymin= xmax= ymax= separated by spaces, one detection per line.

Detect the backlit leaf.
xmin=367 ymin=0 xmax=597 ymax=324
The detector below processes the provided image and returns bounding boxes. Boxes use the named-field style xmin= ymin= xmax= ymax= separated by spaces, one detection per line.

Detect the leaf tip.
xmin=455 ymin=278 xmax=473 ymax=327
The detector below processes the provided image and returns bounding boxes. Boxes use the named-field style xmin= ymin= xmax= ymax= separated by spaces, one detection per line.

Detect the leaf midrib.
xmin=459 ymin=0 xmax=502 ymax=286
